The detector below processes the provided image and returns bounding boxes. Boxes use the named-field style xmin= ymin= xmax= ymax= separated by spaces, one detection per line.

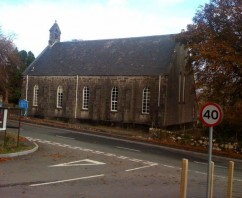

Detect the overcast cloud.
xmin=0 ymin=0 xmax=209 ymax=56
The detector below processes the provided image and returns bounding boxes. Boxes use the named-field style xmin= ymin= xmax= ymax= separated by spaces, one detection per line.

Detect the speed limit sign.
xmin=200 ymin=102 xmax=223 ymax=127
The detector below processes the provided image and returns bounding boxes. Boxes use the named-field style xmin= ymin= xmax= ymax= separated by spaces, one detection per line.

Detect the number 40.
xmin=203 ymin=110 xmax=218 ymax=120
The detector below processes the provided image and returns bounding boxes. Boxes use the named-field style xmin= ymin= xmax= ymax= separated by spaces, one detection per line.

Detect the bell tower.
xmin=49 ymin=21 xmax=61 ymax=46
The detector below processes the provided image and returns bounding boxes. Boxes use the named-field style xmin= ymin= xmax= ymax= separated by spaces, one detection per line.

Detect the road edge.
xmin=0 ymin=142 xmax=39 ymax=158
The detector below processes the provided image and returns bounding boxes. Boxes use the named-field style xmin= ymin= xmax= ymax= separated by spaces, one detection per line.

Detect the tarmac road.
xmin=1 ymin=121 xmax=242 ymax=197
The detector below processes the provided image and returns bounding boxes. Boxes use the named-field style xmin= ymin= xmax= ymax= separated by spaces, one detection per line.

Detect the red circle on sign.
xmin=200 ymin=102 xmax=223 ymax=127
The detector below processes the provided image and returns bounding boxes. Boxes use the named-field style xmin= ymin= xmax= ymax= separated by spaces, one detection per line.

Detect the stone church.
xmin=22 ymin=22 xmax=197 ymax=129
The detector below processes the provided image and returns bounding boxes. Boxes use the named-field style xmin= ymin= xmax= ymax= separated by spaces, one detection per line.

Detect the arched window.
xmin=142 ymin=87 xmax=150 ymax=114
xmin=33 ymin=85 xmax=39 ymax=106
xmin=111 ymin=87 xmax=118 ymax=111
xmin=57 ymin=86 xmax=63 ymax=108
xmin=82 ymin=86 xmax=89 ymax=110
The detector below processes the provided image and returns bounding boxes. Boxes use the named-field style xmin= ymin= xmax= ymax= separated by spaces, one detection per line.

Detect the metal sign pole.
xmin=206 ymin=126 xmax=213 ymax=198
xmin=200 ymin=102 xmax=223 ymax=198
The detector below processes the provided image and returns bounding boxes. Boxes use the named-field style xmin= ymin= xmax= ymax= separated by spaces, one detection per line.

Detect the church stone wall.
xmin=165 ymin=45 xmax=197 ymax=128
xmin=22 ymin=75 xmax=167 ymax=127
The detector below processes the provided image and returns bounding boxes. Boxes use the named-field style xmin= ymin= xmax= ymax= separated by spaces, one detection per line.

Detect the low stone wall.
xmin=149 ymin=128 xmax=242 ymax=154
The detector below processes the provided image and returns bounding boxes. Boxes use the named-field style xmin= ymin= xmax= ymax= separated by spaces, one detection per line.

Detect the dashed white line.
xmin=129 ymin=158 xmax=143 ymax=163
xmin=104 ymin=153 xmax=116 ymax=157
xmin=117 ymin=156 xmax=129 ymax=159
xmin=163 ymin=164 xmax=175 ymax=169
xmin=115 ymin=146 xmax=140 ymax=152
xmin=26 ymin=137 xmax=158 ymax=170
xmin=194 ymin=161 xmax=227 ymax=169
xmin=93 ymin=151 xmax=105 ymax=154
xmin=56 ymin=135 xmax=75 ymax=140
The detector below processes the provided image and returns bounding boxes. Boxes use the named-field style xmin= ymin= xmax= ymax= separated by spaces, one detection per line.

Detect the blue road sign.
xmin=19 ymin=99 xmax=28 ymax=109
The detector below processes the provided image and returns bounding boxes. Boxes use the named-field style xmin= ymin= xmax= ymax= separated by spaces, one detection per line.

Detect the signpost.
xmin=200 ymin=102 xmax=223 ymax=198
xmin=19 ymin=99 xmax=28 ymax=116
xmin=0 ymin=108 xmax=8 ymax=131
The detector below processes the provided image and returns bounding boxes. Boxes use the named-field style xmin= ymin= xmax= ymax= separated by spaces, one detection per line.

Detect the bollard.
xmin=180 ymin=159 xmax=188 ymax=198
xmin=210 ymin=161 xmax=214 ymax=198
xmin=227 ymin=161 xmax=234 ymax=198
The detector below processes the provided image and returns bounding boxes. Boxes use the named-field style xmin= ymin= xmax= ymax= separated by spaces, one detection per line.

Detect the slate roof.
xmin=23 ymin=34 xmax=177 ymax=76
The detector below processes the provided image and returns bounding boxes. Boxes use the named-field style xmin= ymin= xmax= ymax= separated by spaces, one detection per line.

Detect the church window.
xmin=82 ymin=86 xmax=89 ymax=110
xmin=33 ymin=85 xmax=39 ymax=106
xmin=57 ymin=86 xmax=63 ymax=108
xmin=142 ymin=87 xmax=150 ymax=114
xmin=111 ymin=87 xmax=118 ymax=111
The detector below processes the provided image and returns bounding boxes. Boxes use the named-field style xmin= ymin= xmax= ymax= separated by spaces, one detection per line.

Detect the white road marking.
xmin=29 ymin=174 xmax=104 ymax=187
xmin=125 ymin=164 xmax=157 ymax=172
xmin=117 ymin=156 xmax=129 ymax=159
xmin=193 ymin=161 xmax=207 ymax=165
xmin=56 ymin=135 xmax=75 ymax=140
xmin=93 ymin=151 xmax=105 ymax=154
xmin=49 ymin=159 xmax=105 ymax=167
xmin=194 ymin=161 xmax=227 ymax=169
xmin=26 ymin=137 xmax=158 ymax=168
xmin=194 ymin=171 xmax=207 ymax=175
xmin=104 ymin=153 xmax=116 ymax=157
xmin=163 ymin=165 xmax=175 ymax=169
xmin=115 ymin=146 xmax=140 ymax=152
xmin=129 ymin=158 xmax=143 ymax=163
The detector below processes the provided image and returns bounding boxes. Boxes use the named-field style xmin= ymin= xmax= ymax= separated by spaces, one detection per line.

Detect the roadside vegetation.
xmin=176 ymin=0 xmax=242 ymax=141
xmin=0 ymin=132 xmax=33 ymax=154
xmin=0 ymin=28 xmax=35 ymax=104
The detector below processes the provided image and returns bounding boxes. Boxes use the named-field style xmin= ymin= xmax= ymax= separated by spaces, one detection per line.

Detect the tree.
xmin=9 ymin=50 xmax=35 ymax=103
xmin=19 ymin=50 xmax=35 ymax=68
xmin=176 ymin=0 xmax=242 ymax=138
xmin=0 ymin=29 xmax=21 ymax=104
xmin=0 ymin=28 xmax=35 ymax=104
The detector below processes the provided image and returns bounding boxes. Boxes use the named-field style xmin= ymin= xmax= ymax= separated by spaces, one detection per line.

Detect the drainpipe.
xmin=74 ymin=75 xmax=78 ymax=119
xmin=163 ymin=75 xmax=168 ymax=127
xmin=158 ymin=75 xmax=161 ymax=107
xmin=25 ymin=75 xmax=29 ymax=100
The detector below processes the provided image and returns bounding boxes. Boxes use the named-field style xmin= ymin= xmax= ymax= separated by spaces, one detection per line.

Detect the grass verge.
xmin=0 ymin=132 xmax=34 ymax=154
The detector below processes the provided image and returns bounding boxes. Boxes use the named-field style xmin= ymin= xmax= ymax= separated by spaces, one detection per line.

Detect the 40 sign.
xmin=200 ymin=102 xmax=223 ymax=127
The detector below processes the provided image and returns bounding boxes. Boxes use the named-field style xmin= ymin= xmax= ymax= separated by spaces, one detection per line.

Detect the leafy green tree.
xmin=9 ymin=50 xmax=35 ymax=103
xmin=26 ymin=51 xmax=35 ymax=66
xmin=176 ymin=0 xmax=242 ymax=139
xmin=19 ymin=50 xmax=35 ymax=69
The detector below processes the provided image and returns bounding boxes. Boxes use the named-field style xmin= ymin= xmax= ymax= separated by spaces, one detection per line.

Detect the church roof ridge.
xmin=24 ymin=34 xmax=179 ymax=76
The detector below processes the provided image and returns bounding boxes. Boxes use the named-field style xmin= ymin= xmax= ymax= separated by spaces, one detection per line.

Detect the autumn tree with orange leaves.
xmin=176 ymin=0 xmax=242 ymax=140
xmin=0 ymin=30 xmax=21 ymax=104
xmin=0 ymin=29 xmax=35 ymax=104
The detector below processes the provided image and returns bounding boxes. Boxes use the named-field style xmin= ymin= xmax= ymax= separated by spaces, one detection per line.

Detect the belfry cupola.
xmin=49 ymin=21 xmax=61 ymax=46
